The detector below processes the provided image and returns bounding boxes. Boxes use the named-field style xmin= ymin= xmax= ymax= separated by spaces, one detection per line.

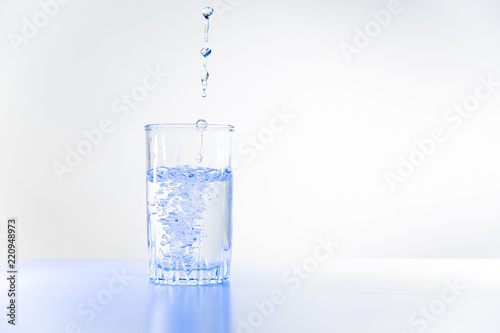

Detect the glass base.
xmin=149 ymin=265 xmax=230 ymax=285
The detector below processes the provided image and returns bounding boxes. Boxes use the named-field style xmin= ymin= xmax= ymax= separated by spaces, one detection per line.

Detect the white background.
xmin=0 ymin=0 xmax=499 ymax=259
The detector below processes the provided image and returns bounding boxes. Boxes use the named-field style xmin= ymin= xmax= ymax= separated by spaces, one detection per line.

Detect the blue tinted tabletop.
xmin=1 ymin=259 xmax=499 ymax=333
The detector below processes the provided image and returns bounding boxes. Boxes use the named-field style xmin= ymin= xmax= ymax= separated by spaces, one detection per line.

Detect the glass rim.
xmin=145 ymin=123 xmax=234 ymax=131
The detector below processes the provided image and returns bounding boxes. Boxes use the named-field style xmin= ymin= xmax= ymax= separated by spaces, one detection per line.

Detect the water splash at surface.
xmin=196 ymin=119 xmax=208 ymax=163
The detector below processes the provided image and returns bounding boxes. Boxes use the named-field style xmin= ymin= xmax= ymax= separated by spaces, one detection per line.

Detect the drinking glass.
xmin=145 ymin=123 xmax=234 ymax=285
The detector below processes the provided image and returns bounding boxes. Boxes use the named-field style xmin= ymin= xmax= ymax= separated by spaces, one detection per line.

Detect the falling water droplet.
xmin=196 ymin=119 xmax=208 ymax=163
xmin=201 ymin=7 xmax=214 ymax=18
xmin=201 ymin=70 xmax=209 ymax=82
xmin=202 ymin=7 xmax=214 ymax=42
xmin=200 ymin=8 xmax=214 ymax=97
xmin=201 ymin=69 xmax=209 ymax=97
xmin=200 ymin=48 xmax=212 ymax=57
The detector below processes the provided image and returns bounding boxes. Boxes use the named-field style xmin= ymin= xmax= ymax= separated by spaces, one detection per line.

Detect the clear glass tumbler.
xmin=145 ymin=122 xmax=234 ymax=285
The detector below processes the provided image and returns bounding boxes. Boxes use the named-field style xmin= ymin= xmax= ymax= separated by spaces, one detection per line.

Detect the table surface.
xmin=1 ymin=259 xmax=499 ymax=333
